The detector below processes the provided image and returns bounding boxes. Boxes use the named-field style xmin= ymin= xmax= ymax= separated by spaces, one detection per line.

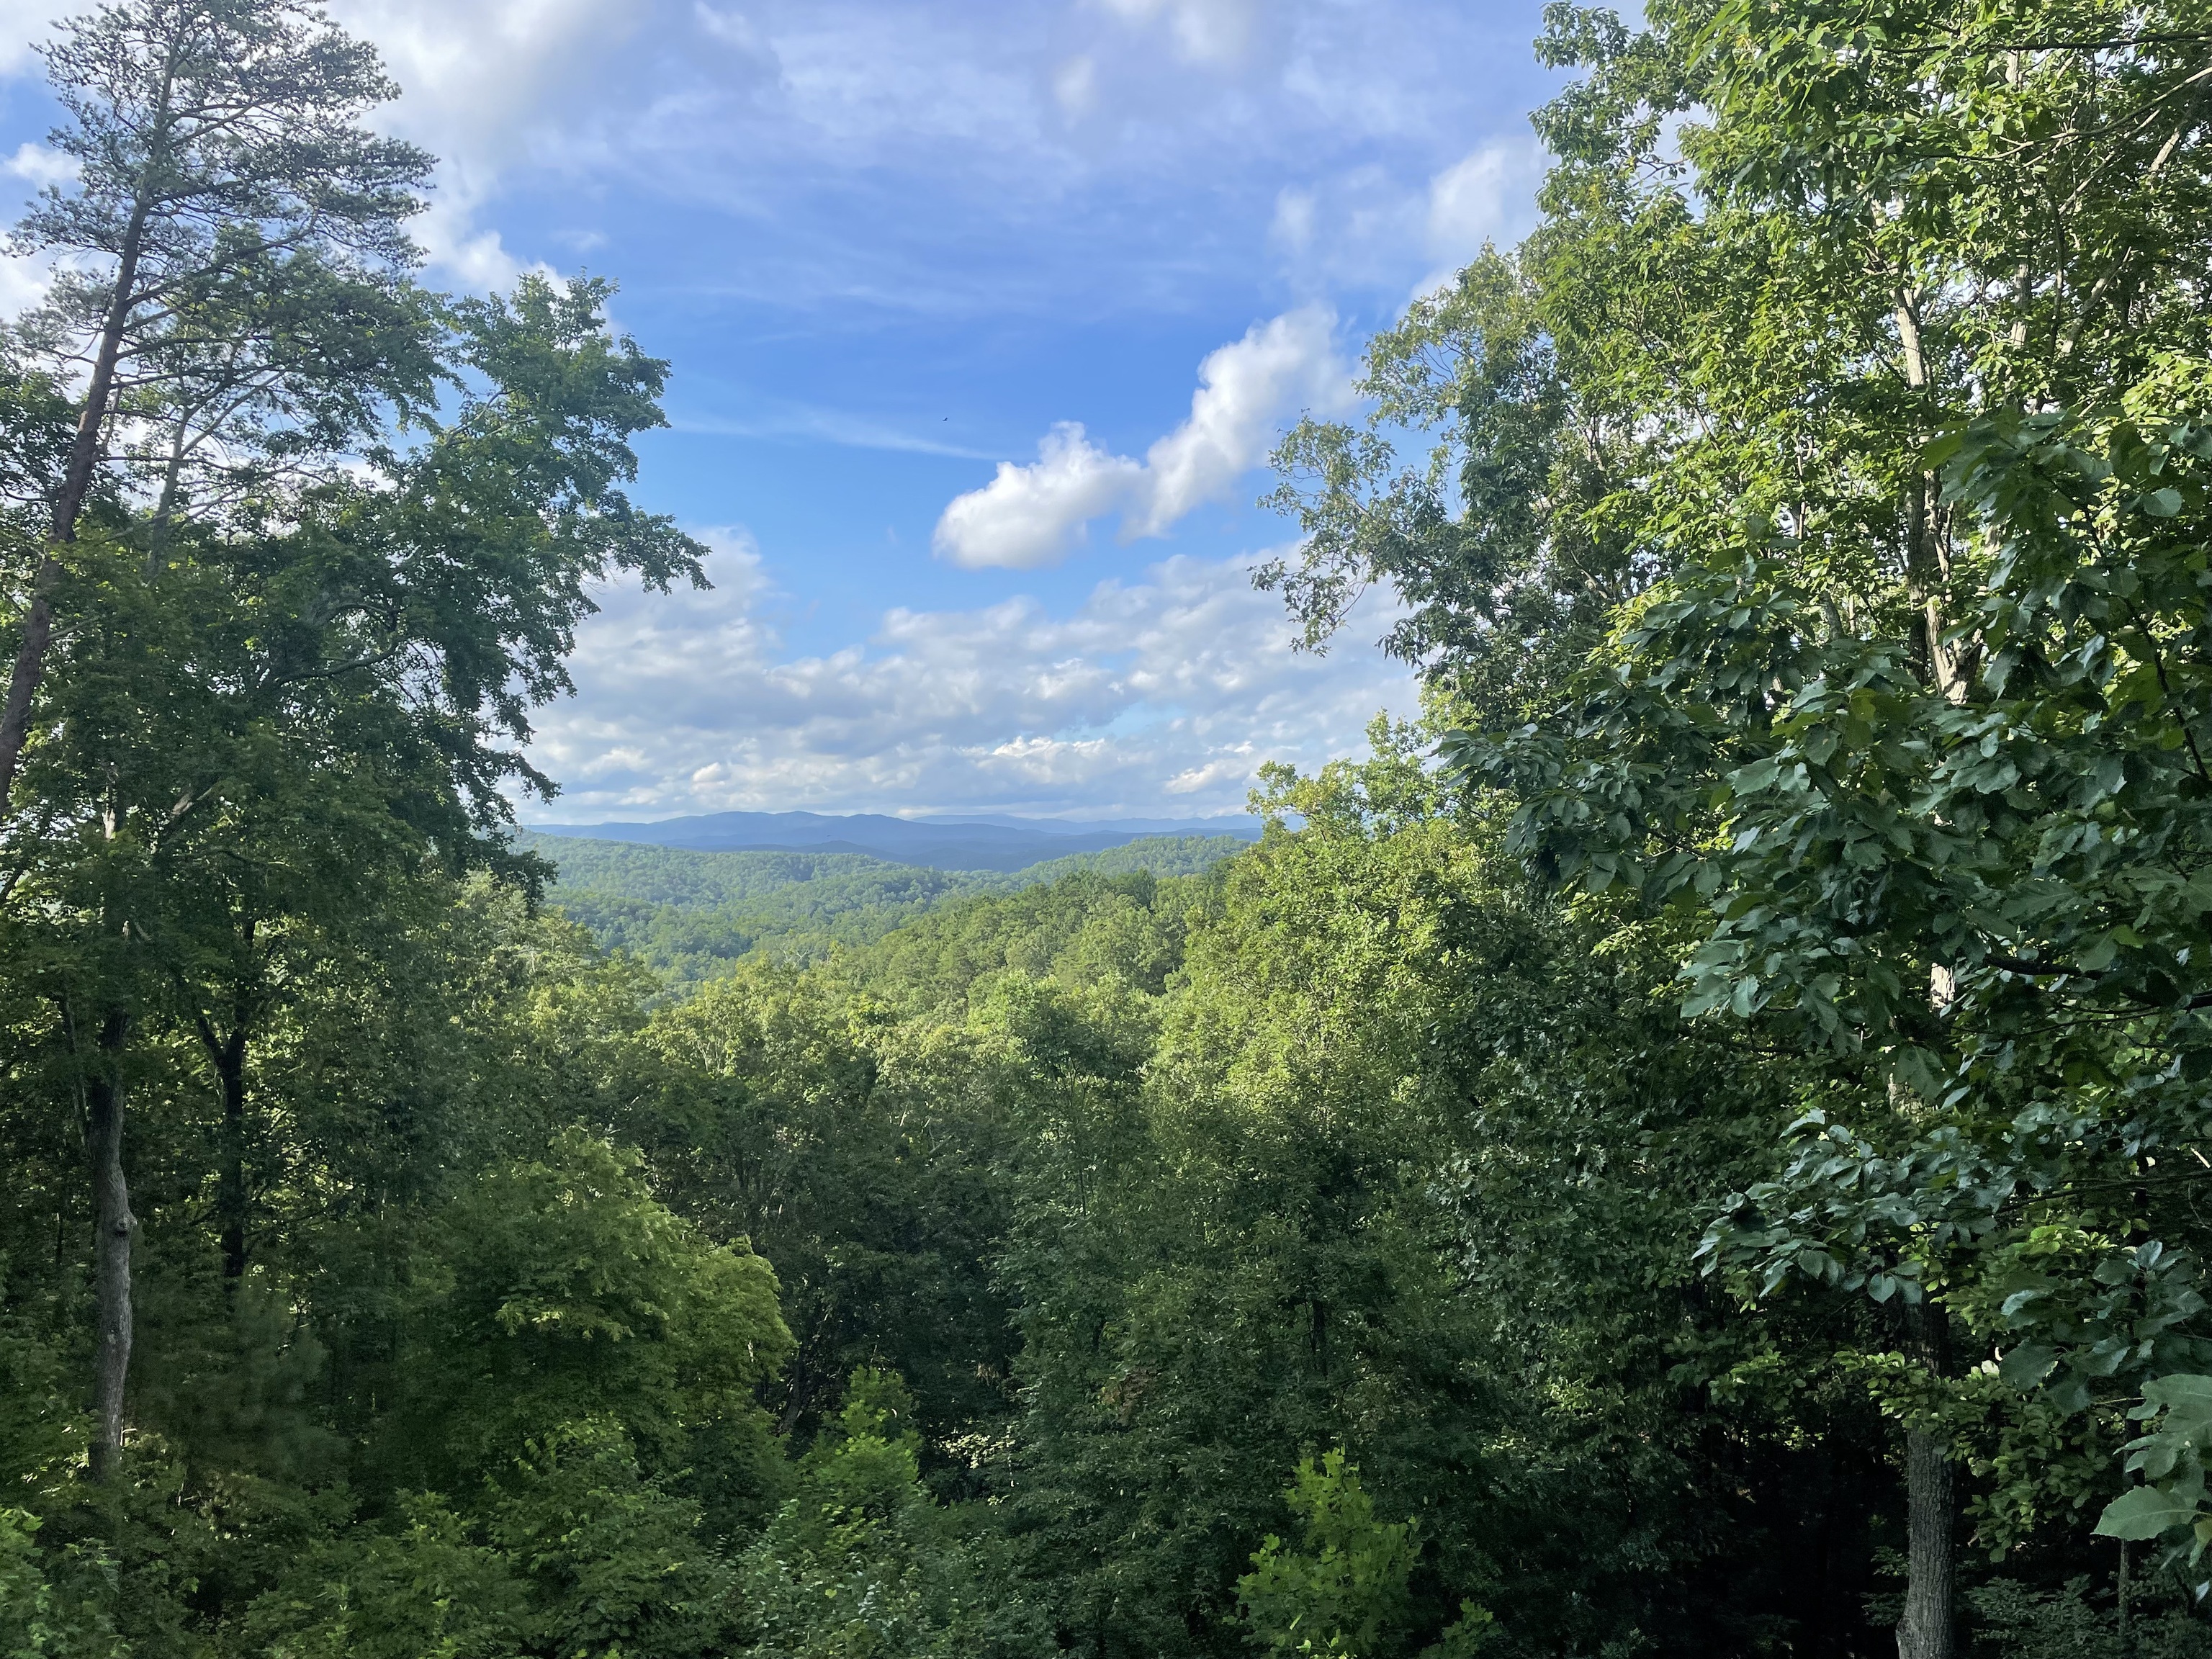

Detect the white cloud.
xmin=327 ymin=0 xmax=651 ymax=287
xmin=0 ymin=148 xmax=73 ymax=320
xmin=1418 ymin=135 xmax=1544 ymax=292
xmin=0 ymin=250 xmax=54 ymax=321
xmin=694 ymin=2 xmax=776 ymax=56
xmin=0 ymin=0 xmax=595 ymax=290
xmin=933 ymin=306 xmax=1349 ymax=569
xmin=0 ymin=2 xmax=594 ymax=301
xmin=1265 ymin=135 xmax=1544 ymax=299
xmin=1053 ymin=54 xmax=1099 ymax=119
xmin=525 ymin=536 xmax=1416 ymax=818
xmin=1095 ymin=0 xmax=1264 ymax=66
xmin=333 ymin=0 xmax=645 ymax=161
xmin=1 ymin=1 xmax=1552 ymax=313
xmin=1130 ymin=306 xmax=1347 ymax=534
xmin=932 ymin=423 xmax=1144 ymax=570
xmin=4 ymin=143 xmax=76 ymax=189
xmin=409 ymin=194 xmax=547 ymax=291
xmin=0 ymin=1 xmax=52 ymax=76
xmin=1269 ymin=185 xmax=1316 ymax=254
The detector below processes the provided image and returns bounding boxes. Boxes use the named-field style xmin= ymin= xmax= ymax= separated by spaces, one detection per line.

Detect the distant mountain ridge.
xmin=523 ymin=810 xmax=1262 ymax=873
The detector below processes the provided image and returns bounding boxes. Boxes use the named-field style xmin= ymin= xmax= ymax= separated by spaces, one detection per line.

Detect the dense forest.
xmin=521 ymin=832 xmax=1251 ymax=989
xmin=4 ymin=1 xmax=2212 ymax=1656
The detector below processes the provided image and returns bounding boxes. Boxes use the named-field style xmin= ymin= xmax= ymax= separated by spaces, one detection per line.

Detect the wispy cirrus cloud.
xmin=669 ymin=405 xmax=1001 ymax=460
xmin=1093 ymin=0 xmax=1264 ymax=66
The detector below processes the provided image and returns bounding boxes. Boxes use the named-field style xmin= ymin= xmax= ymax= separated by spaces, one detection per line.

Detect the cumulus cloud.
xmin=1130 ymin=307 xmax=1348 ymax=534
xmin=525 ymin=535 xmax=1416 ymax=818
xmin=933 ymin=306 xmax=1350 ymax=570
xmin=932 ymin=423 xmax=1145 ymax=570
xmin=0 ymin=146 xmax=71 ymax=320
xmin=0 ymin=0 xmax=588 ymax=289
xmin=333 ymin=0 xmax=647 ymax=158
xmin=408 ymin=195 xmax=550 ymax=292
xmin=0 ymin=0 xmax=608 ymax=304
xmin=328 ymin=0 xmax=652 ymax=287
xmin=0 ymin=148 xmax=80 ymax=320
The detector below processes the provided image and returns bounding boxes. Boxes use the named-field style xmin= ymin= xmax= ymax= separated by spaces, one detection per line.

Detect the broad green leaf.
xmin=2097 ymin=1484 xmax=2203 ymax=1539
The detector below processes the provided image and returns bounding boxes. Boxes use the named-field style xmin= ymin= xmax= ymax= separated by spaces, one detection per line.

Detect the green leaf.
xmin=2096 ymin=1483 xmax=2203 ymax=1539
xmin=2146 ymin=1375 xmax=2212 ymax=1411
xmin=1997 ymin=1344 xmax=2057 ymax=1390
xmin=2050 ymin=1372 xmax=2095 ymax=1416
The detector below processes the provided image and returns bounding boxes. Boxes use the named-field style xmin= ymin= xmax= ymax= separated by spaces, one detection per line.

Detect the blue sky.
xmin=0 ymin=0 xmax=1565 ymax=822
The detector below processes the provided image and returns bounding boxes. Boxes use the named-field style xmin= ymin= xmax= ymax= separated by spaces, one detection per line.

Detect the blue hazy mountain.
xmin=521 ymin=810 xmax=1262 ymax=873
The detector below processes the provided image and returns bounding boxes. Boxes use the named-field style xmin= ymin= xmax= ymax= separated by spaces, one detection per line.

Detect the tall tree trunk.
xmin=1892 ymin=286 xmax=1965 ymax=703
xmin=212 ymin=1025 xmax=248 ymax=1282
xmin=86 ymin=1006 xmax=135 ymax=1483
xmin=1896 ymin=1300 xmax=1956 ymax=1659
xmin=1898 ymin=1427 xmax=1956 ymax=1659
xmin=0 ymin=35 xmax=189 ymax=817
xmin=1890 ymin=286 xmax=1966 ymax=1653
xmin=0 ymin=173 xmax=158 ymax=819
xmin=192 ymin=931 xmax=260 ymax=1282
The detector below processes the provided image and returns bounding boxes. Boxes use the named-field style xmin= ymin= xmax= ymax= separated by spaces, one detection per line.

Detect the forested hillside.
xmin=522 ymin=811 xmax=1260 ymax=871
xmin=6 ymin=3 xmax=2212 ymax=1658
xmin=520 ymin=832 xmax=1250 ymax=987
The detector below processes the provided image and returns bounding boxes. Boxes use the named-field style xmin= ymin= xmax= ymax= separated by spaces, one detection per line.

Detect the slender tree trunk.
xmin=0 ymin=38 xmax=184 ymax=817
xmin=86 ymin=1006 xmax=135 ymax=1483
xmin=213 ymin=1028 xmax=247 ymax=1282
xmin=1902 ymin=469 xmax=1962 ymax=698
xmin=192 ymin=929 xmax=260 ymax=1282
xmin=2118 ymin=1537 xmax=2132 ymax=1654
xmin=0 ymin=559 xmax=63 ymax=821
xmin=1891 ymin=286 xmax=1965 ymax=703
xmin=0 ymin=181 xmax=156 ymax=819
xmin=1889 ymin=280 xmax=1964 ymax=1648
xmin=1896 ymin=1300 xmax=1956 ymax=1659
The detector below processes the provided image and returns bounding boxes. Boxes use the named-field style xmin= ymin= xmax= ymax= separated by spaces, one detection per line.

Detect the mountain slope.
xmin=518 ymin=830 xmax=1249 ymax=988
xmin=522 ymin=810 xmax=1259 ymax=872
